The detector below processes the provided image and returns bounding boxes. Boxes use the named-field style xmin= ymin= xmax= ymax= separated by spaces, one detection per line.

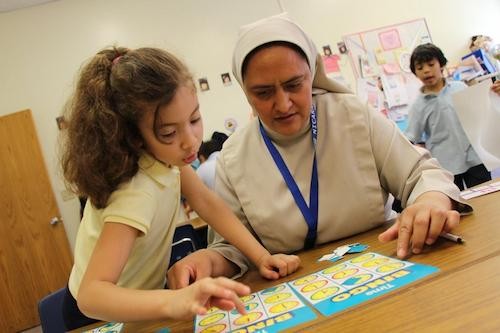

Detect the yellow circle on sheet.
xmin=233 ymin=312 xmax=263 ymax=325
xmin=350 ymin=253 xmax=376 ymax=264
xmin=322 ymin=263 xmax=347 ymax=274
xmin=301 ymin=280 xmax=328 ymax=293
xmin=239 ymin=294 xmax=256 ymax=303
xmin=362 ymin=257 xmax=390 ymax=268
xmin=311 ymin=286 xmax=340 ymax=301
xmin=293 ymin=274 xmax=318 ymax=286
xmin=200 ymin=323 xmax=227 ymax=333
xmin=199 ymin=313 xmax=225 ymax=326
xmin=377 ymin=262 xmax=405 ymax=273
xmin=261 ymin=284 xmax=286 ymax=295
xmin=332 ymin=268 xmax=358 ymax=279
xmin=269 ymin=301 xmax=300 ymax=314
xmin=264 ymin=292 xmax=292 ymax=304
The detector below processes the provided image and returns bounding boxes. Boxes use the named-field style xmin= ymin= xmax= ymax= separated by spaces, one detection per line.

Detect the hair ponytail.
xmin=62 ymin=47 xmax=193 ymax=209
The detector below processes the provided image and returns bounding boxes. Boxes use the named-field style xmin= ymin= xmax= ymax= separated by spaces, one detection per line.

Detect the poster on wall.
xmin=342 ymin=18 xmax=432 ymax=129
xmin=342 ymin=18 xmax=431 ymax=80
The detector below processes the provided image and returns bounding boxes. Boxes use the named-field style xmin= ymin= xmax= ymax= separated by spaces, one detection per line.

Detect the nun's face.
xmin=243 ymin=45 xmax=313 ymax=136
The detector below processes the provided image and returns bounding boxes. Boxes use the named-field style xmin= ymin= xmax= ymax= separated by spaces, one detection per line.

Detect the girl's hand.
xmin=256 ymin=254 xmax=301 ymax=280
xmin=170 ymin=277 xmax=250 ymax=320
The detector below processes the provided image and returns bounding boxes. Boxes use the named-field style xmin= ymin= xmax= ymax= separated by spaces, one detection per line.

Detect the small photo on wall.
xmin=337 ymin=41 xmax=348 ymax=54
xmin=198 ymin=78 xmax=210 ymax=91
xmin=221 ymin=73 xmax=232 ymax=86
xmin=56 ymin=116 xmax=67 ymax=130
xmin=322 ymin=45 xmax=332 ymax=57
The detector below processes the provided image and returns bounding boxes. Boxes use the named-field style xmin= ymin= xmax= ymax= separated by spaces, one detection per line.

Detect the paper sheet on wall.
xmin=452 ymin=80 xmax=500 ymax=171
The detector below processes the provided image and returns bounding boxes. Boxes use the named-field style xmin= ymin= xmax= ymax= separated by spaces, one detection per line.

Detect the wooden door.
xmin=0 ymin=110 xmax=73 ymax=332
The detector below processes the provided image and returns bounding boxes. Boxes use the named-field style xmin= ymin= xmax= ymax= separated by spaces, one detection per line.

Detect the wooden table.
xmin=74 ymin=185 xmax=500 ymax=332
xmin=188 ymin=216 xmax=207 ymax=230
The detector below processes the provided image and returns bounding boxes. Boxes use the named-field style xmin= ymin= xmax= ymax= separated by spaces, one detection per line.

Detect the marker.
xmin=439 ymin=232 xmax=465 ymax=244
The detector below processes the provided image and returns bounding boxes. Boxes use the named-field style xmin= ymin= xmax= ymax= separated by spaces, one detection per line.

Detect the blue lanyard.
xmin=259 ymin=105 xmax=319 ymax=249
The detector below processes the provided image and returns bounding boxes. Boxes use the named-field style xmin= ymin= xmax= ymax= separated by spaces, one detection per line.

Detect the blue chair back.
xmin=38 ymin=287 xmax=66 ymax=333
xmin=169 ymin=224 xmax=202 ymax=267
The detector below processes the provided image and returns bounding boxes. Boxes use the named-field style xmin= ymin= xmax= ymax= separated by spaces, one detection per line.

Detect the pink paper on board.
xmin=379 ymin=29 xmax=401 ymax=50
xmin=382 ymin=62 xmax=401 ymax=74
xmin=322 ymin=55 xmax=341 ymax=73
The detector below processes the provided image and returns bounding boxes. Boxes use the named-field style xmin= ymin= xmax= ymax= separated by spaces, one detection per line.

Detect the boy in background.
xmin=405 ymin=43 xmax=491 ymax=190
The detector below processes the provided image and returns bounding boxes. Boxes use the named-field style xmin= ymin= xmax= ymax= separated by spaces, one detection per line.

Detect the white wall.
xmin=1 ymin=0 xmax=499 ymax=251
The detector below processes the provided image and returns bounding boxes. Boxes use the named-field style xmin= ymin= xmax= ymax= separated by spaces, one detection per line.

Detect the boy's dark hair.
xmin=410 ymin=43 xmax=448 ymax=74
xmin=211 ymin=131 xmax=228 ymax=146
xmin=198 ymin=132 xmax=228 ymax=160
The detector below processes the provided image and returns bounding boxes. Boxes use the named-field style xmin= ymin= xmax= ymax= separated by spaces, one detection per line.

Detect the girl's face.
xmin=139 ymin=85 xmax=203 ymax=167
xmin=243 ymin=45 xmax=313 ymax=136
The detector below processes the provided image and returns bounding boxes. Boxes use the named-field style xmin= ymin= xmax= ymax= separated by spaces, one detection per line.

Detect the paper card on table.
xmin=328 ymin=255 xmax=343 ymax=263
xmin=452 ymin=80 xmax=500 ymax=170
xmin=461 ymin=181 xmax=500 ymax=199
xmin=288 ymin=252 xmax=438 ymax=316
xmin=83 ymin=322 xmax=123 ymax=333
xmin=347 ymin=244 xmax=369 ymax=253
xmin=319 ymin=253 xmax=337 ymax=261
xmin=334 ymin=245 xmax=351 ymax=257
xmin=194 ymin=283 xmax=316 ymax=333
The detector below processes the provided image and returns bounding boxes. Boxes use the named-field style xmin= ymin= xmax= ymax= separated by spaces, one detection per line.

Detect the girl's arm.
xmin=180 ymin=166 xmax=300 ymax=279
xmin=77 ymin=222 xmax=249 ymax=322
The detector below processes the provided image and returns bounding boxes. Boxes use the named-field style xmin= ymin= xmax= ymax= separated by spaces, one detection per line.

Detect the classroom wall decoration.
xmin=221 ymin=72 xmax=232 ymax=86
xmin=343 ymin=18 xmax=432 ymax=128
xmin=343 ymin=18 xmax=431 ymax=80
xmin=224 ymin=117 xmax=238 ymax=133
xmin=198 ymin=77 xmax=210 ymax=91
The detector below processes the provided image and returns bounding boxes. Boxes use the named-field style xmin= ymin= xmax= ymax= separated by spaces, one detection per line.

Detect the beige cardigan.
xmin=209 ymin=90 xmax=471 ymax=276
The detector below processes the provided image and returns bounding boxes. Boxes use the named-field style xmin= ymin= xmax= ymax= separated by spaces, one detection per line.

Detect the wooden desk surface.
xmin=75 ymin=186 xmax=500 ymax=332
xmin=188 ymin=216 xmax=207 ymax=230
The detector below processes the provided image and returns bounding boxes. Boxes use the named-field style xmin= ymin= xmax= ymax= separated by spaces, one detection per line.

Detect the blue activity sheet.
xmin=288 ymin=252 xmax=438 ymax=316
xmin=194 ymin=252 xmax=438 ymax=332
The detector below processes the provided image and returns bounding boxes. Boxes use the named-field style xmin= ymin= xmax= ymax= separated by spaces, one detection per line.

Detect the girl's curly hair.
xmin=61 ymin=47 xmax=193 ymax=209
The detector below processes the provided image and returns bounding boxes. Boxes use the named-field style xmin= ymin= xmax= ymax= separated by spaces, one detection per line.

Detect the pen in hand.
xmin=439 ymin=232 xmax=465 ymax=244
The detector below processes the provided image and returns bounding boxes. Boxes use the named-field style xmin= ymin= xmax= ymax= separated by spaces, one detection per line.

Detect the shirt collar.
xmin=138 ymin=152 xmax=179 ymax=187
xmin=260 ymin=115 xmax=311 ymax=146
xmin=421 ymin=78 xmax=450 ymax=98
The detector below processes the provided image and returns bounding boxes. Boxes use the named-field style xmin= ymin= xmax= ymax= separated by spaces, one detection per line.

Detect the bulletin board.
xmin=343 ymin=18 xmax=432 ymax=79
xmin=342 ymin=18 xmax=432 ymax=128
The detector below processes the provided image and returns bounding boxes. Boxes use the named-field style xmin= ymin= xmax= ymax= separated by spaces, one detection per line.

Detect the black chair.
xmin=38 ymin=287 xmax=66 ymax=333
xmin=169 ymin=223 xmax=202 ymax=268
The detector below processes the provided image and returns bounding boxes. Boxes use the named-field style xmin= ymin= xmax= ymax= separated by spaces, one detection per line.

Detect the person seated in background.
xmin=197 ymin=132 xmax=229 ymax=190
xmin=167 ymin=13 xmax=472 ymax=289
xmin=405 ymin=43 xmax=491 ymax=190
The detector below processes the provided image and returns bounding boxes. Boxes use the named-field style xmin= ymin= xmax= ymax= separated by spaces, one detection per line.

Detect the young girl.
xmin=60 ymin=46 xmax=300 ymax=329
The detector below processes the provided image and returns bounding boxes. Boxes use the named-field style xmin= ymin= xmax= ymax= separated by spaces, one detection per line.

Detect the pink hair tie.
xmin=112 ymin=55 xmax=122 ymax=65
